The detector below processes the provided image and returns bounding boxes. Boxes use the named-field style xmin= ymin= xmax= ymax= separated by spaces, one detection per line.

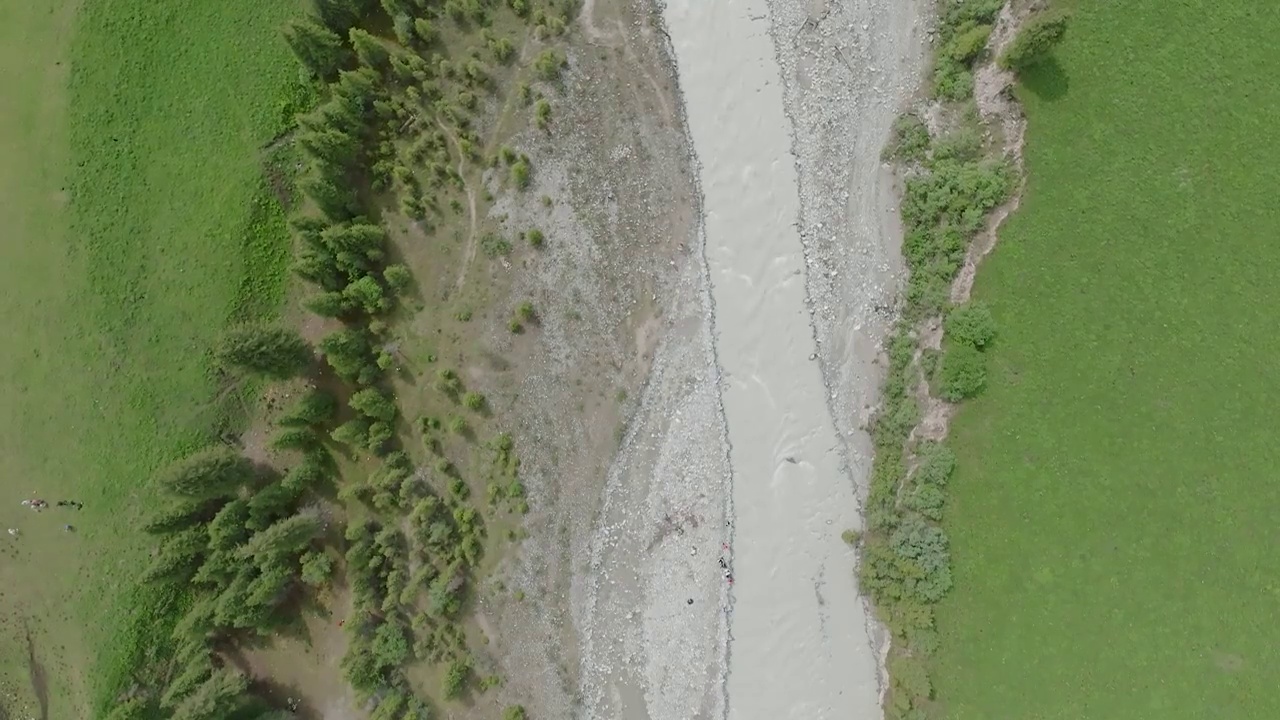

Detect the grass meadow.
xmin=934 ymin=1 xmax=1280 ymax=718
xmin=0 ymin=0 xmax=300 ymax=714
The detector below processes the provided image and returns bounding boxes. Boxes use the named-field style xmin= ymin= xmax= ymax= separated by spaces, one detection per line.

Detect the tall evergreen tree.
xmin=240 ymin=512 xmax=324 ymax=565
xmin=171 ymin=668 xmax=249 ymax=720
xmin=350 ymin=387 xmax=397 ymax=422
xmin=143 ymin=498 xmax=223 ymax=534
xmin=279 ymin=389 xmax=339 ymax=427
xmin=300 ymin=170 xmax=361 ymax=222
xmin=349 ymin=28 xmax=391 ymax=70
xmin=320 ymin=328 xmax=374 ymax=381
xmin=215 ymin=324 xmax=313 ymax=379
xmin=282 ymin=19 xmax=351 ymax=81
xmin=155 ymin=446 xmax=254 ymax=500
xmin=297 ymin=127 xmax=360 ymax=168
xmin=142 ymin=526 xmax=210 ymax=583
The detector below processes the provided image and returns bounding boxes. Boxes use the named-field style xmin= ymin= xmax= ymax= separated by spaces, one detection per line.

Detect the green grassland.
xmin=0 ymin=0 xmax=300 ymax=713
xmin=933 ymin=1 xmax=1280 ymax=718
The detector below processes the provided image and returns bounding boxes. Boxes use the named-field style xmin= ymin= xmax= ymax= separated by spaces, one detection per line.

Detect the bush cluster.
xmin=863 ymin=89 xmax=1015 ymax=718
xmin=931 ymin=0 xmax=1003 ymax=100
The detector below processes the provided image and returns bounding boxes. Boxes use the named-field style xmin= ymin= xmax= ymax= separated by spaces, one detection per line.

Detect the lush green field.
xmin=934 ymin=1 xmax=1280 ymax=718
xmin=0 ymin=0 xmax=298 ymax=714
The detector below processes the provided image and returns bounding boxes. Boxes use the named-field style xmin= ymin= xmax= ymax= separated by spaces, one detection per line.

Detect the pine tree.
xmin=320 ymin=328 xmax=373 ymax=381
xmin=143 ymin=499 xmax=222 ymax=534
xmin=343 ymin=275 xmax=390 ymax=315
xmin=155 ymin=446 xmax=254 ymax=500
xmin=350 ymin=387 xmax=397 ymax=422
xmin=161 ymin=656 xmax=214 ymax=708
xmin=300 ymin=170 xmax=361 ymax=222
xmin=279 ymin=389 xmax=339 ymax=428
xmin=142 ymin=526 xmax=209 ymax=583
xmin=246 ymin=561 xmax=295 ymax=608
xmin=206 ymin=499 xmax=251 ymax=550
xmin=311 ymin=0 xmax=361 ymax=35
xmin=294 ymin=247 xmax=344 ymax=291
xmin=281 ymin=455 xmax=328 ymax=495
xmin=215 ymin=324 xmax=313 ymax=379
xmin=240 ymin=512 xmax=324 ymax=565
xmin=103 ymin=699 xmax=148 ymax=720
xmin=247 ymin=480 xmax=304 ymax=531
xmin=297 ymin=127 xmax=360 ymax=168
xmin=172 ymin=597 xmax=218 ymax=644
xmin=303 ymin=290 xmax=350 ymax=317
xmin=171 ymin=667 xmax=248 ymax=720
xmin=350 ymin=28 xmax=391 ymax=70
xmin=283 ymin=19 xmax=351 ymax=81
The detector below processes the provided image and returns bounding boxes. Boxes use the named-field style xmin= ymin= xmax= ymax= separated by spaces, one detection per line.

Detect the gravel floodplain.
xmin=572 ymin=0 xmax=928 ymax=718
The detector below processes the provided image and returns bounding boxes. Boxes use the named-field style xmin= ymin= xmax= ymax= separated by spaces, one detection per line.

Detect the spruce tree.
xmin=155 ymin=446 xmax=254 ymax=500
xmin=320 ymin=328 xmax=373 ymax=381
xmin=240 ymin=512 xmax=324 ymax=565
xmin=143 ymin=498 xmax=222 ymax=534
xmin=350 ymin=28 xmax=391 ymax=70
xmin=300 ymin=170 xmax=360 ymax=222
xmin=283 ymin=19 xmax=351 ymax=81
xmin=161 ymin=656 xmax=214 ymax=708
xmin=350 ymin=387 xmax=397 ymax=422
xmin=171 ymin=667 xmax=248 ymax=720
xmin=215 ymin=324 xmax=312 ymax=379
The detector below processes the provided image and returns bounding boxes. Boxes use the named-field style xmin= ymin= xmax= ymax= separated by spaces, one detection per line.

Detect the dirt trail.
xmin=437 ymin=117 xmax=480 ymax=294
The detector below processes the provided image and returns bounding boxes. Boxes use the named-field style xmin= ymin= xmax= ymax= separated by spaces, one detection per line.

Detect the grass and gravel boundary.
xmin=857 ymin=1 xmax=1065 ymax=716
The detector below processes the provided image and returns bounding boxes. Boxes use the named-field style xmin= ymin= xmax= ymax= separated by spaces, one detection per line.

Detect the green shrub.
xmin=945 ymin=302 xmax=996 ymax=349
xmin=534 ymin=48 xmax=566 ymax=81
xmin=888 ymin=652 xmax=934 ymax=709
xmin=885 ymin=114 xmax=931 ymax=162
xmin=511 ymin=158 xmax=531 ymax=189
xmin=937 ymin=345 xmax=987 ymax=401
xmin=516 ymin=301 xmax=535 ymax=322
xmin=442 ymin=657 xmax=471 ymax=698
xmin=527 ymin=228 xmax=545 ymax=248
xmin=841 ymin=529 xmax=861 ymax=546
xmin=481 ymin=232 xmax=512 ymax=257
xmin=889 ymin=516 xmax=953 ymax=603
xmin=904 ymin=484 xmax=946 ymax=521
xmin=945 ymin=23 xmax=992 ymax=64
xmin=384 ymin=264 xmax=413 ymax=293
xmin=913 ymin=442 xmax=957 ymax=487
xmin=534 ymin=99 xmax=551 ymax=129
xmin=503 ymin=706 xmax=527 ymax=720
xmin=1000 ymin=10 xmax=1070 ymax=72
xmin=463 ymin=391 xmax=486 ymax=411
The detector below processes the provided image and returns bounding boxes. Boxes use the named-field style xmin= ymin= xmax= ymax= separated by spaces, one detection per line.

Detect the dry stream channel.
xmin=574 ymin=0 xmax=927 ymax=718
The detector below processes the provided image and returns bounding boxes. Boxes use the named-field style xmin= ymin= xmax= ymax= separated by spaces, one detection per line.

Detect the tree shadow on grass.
xmin=1022 ymin=55 xmax=1070 ymax=102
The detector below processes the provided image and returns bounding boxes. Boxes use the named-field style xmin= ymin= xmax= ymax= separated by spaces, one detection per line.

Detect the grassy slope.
xmin=933 ymin=1 xmax=1280 ymax=718
xmin=0 ymin=0 xmax=298 ymax=713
